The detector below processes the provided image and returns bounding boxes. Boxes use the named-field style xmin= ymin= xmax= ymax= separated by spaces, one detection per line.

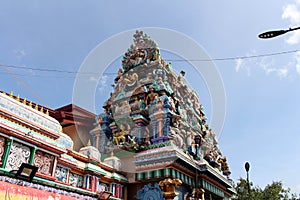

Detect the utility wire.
xmin=166 ymin=49 xmax=300 ymax=62
xmin=2 ymin=64 xmax=116 ymax=75
xmin=0 ymin=64 xmax=49 ymax=107
xmin=1 ymin=49 xmax=299 ymax=75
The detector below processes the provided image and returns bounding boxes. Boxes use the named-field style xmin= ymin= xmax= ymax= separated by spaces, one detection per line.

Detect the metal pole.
xmin=246 ymin=171 xmax=250 ymax=199
xmin=245 ymin=162 xmax=250 ymax=199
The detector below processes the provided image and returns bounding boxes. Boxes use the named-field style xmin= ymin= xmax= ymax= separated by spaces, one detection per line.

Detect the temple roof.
xmin=94 ymin=30 xmax=231 ymax=177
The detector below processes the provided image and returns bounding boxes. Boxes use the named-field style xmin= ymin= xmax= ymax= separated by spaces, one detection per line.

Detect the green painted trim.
xmin=101 ymin=151 xmax=135 ymax=161
xmin=29 ymin=146 xmax=37 ymax=165
xmin=84 ymin=166 xmax=106 ymax=175
xmin=1 ymin=137 xmax=13 ymax=169
xmin=202 ymin=179 xmax=224 ymax=197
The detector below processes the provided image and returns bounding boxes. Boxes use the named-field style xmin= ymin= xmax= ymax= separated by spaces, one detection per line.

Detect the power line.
xmin=1 ymin=49 xmax=299 ymax=75
xmin=165 ymin=49 xmax=300 ymax=62
xmin=2 ymin=64 xmax=117 ymax=75
xmin=0 ymin=64 xmax=49 ymax=107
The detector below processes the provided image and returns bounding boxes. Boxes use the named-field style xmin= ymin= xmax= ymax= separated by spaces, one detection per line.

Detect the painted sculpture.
xmin=91 ymin=30 xmax=231 ymax=177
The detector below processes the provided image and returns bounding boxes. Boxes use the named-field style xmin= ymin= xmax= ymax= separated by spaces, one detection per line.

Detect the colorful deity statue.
xmin=145 ymin=86 xmax=158 ymax=105
xmin=95 ymin=110 xmax=114 ymax=153
xmin=113 ymin=124 xmax=129 ymax=146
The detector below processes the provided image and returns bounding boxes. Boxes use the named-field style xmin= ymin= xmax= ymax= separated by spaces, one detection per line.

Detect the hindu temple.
xmin=0 ymin=30 xmax=235 ymax=200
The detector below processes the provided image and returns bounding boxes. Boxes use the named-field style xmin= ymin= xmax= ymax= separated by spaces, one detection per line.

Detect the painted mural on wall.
xmin=0 ymin=179 xmax=85 ymax=200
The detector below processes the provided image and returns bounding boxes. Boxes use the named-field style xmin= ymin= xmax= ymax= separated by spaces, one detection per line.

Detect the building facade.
xmin=0 ymin=92 xmax=127 ymax=200
xmin=90 ymin=31 xmax=235 ymax=200
xmin=0 ymin=31 xmax=235 ymax=200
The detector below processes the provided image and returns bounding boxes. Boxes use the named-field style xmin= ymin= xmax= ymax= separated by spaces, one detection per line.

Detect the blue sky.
xmin=1 ymin=0 xmax=300 ymax=194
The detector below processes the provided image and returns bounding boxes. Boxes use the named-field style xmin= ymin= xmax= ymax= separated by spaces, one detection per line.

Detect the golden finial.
xmin=35 ymin=104 xmax=39 ymax=110
xmin=16 ymin=94 xmax=20 ymax=101
xmin=46 ymin=109 xmax=49 ymax=115
xmin=87 ymin=139 xmax=91 ymax=146
xmin=23 ymin=98 xmax=27 ymax=105
xmin=9 ymin=92 xmax=13 ymax=98
xmin=29 ymin=101 xmax=32 ymax=107
xmin=40 ymin=107 xmax=44 ymax=113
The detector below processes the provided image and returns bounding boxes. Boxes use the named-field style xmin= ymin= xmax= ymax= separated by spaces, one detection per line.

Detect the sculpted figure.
xmin=130 ymin=97 xmax=140 ymax=112
xmin=178 ymin=70 xmax=186 ymax=86
xmin=145 ymin=86 xmax=158 ymax=105
xmin=114 ymin=68 xmax=123 ymax=83
xmin=113 ymin=124 xmax=128 ymax=146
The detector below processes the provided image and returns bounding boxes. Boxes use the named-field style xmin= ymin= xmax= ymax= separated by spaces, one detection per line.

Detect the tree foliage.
xmin=233 ymin=178 xmax=297 ymax=200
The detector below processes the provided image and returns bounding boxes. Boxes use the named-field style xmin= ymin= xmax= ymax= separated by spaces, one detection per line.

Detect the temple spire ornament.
xmin=91 ymin=30 xmax=231 ymax=178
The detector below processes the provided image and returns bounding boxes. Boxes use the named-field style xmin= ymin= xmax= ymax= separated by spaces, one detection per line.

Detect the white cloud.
xmin=13 ymin=48 xmax=27 ymax=59
xmin=235 ymin=58 xmax=243 ymax=72
xmin=234 ymin=51 xmax=257 ymax=76
xmin=88 ymin=75 xmax=108 ymax=91
xmin=235 ymin=51 xmax=291 ymax=79
xmin=98 ymin=75 xmax=108 ymax=92
xmin=282 ymin=1 xmax=300 ymax=44
xmin=89 ymin=76 xmax=98 ymax=82
xmin=259 ymin=58 xmax=289 ymax=79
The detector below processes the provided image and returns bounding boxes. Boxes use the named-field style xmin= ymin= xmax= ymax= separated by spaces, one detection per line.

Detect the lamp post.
xmin=245 ymin=162 xmax=250 ymax=199
xmin=258 ymin=26 xmax=300 ymax=39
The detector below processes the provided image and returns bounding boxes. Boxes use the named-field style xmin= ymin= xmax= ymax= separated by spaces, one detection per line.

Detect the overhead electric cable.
xmin=3 ymin=64 xmax=116 ymax=75
xmin=166 ymin=50 xmax=300 ymax=62
xmin=0 ymin=64 xmax=49 ymax=107
xmin=1 ymin=49 xmax=299 ymax=75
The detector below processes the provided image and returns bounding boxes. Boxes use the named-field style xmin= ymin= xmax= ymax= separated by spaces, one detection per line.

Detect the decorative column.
xmin=29 ymin=146 xmax=37 ymax=165
xmin=137 ymin=125 xmax=143 ymax=144
xmin=156 ymin=112 xmax=164 ymax=137
xmin=1 ymin=137 xmax=13 ymax=169
xmin=51 ymin=157 xmax=58 ymax=177
xmin=163 ymin=112 xmax=172 ymax=138
xmin=89 ymin=127 xmax=99 ymax=148
xmin=150 ymin=115 xmax=158 ymax=142
xmin=159 ymin=178 xmax=182 ymax=200
xmin=152 ymin=110 xmax=165 ymax=144
xmin=133 ymin=115 xmax=149 ymax=145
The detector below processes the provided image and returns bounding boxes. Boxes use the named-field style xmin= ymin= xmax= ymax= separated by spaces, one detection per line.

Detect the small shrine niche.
xmin=90 ymin=30 xmax=231 ymax=177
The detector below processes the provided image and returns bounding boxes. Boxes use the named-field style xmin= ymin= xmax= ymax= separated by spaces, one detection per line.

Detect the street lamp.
xmin=98 ymin=191 xmax=112 ymax=200
xmin=10 ymin=163 xmax=38 ymax=183
xmin=245 ymin=162 xmax=250 ymax=199
xmin=258 ymin=26 xmax=300 ymax=39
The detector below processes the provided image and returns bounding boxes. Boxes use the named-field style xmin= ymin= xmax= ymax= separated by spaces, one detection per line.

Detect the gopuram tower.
xmin=90 ymin=30 xmax=235 ymax=200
